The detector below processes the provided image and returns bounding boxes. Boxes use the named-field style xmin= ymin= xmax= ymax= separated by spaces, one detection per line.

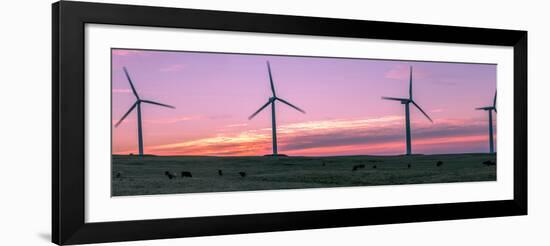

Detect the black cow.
xmin=181 ymin=171 xmax=192 ymax=178
xmin=407 ymin=164 xmax=411 ymax=169
xmin=352 ymin=164 xmax=366 ymax=171
xmin=372 ymin=165 xmax=377 ymax=169
xmin=239 ymin=172 xmax=247 ymax=178
xmin=483 ymin=160 xmax=496 ymax=166
xmin=436 ymin=161 xmax=444 ymax=167
xmin=165 ymin=171 xmax=177 ymax=179
xmin=115 ymin=172 xmax=122 ymax=179
xmin=218 ymin=170 xmax=223 ymax=176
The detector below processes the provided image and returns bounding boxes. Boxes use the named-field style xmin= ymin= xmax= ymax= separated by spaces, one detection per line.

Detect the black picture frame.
xmin=52 ymin=1 xmax=527 ymax=245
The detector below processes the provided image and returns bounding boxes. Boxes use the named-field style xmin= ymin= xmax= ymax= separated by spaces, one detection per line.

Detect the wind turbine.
xmin=249 ymin=61 xmax=306 ymax=156
xmin=476 ymin=91 xmax=497 ymax=153
xmin=381 ymin=66 xmax=433 ymax=155
xmin=114 ymin=67 xmax=175 ymax=156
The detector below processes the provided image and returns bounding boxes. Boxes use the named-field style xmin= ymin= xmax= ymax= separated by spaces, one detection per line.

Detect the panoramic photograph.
xmin=111 ymin=48 xmax=497 ymax=196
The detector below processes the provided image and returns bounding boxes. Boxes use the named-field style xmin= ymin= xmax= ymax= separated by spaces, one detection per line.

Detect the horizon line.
xmin=112 ymin=152 xmax=497 ymax=158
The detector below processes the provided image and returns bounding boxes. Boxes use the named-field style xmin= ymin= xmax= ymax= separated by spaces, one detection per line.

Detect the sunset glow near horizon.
xmin=111 ymin=49 xmax=497 ymax=156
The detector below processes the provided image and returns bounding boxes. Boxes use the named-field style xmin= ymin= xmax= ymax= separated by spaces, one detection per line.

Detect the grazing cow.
xmin=239 ymin=172 xmax=247 ymax=178
xmin=181 ymin=171 xmax=192 ymax=178
xmin=436 ymin=161 xmax=444 ymax=167
xmin=352 ymin=164 xmax=366 ymax=171
xmin=407 ymin=164 xmax=411 ymax=169
xmin=164 ymin=171 xmax=177 ymax=179
xmin=483 ymin=160 xmax=496 ymax=166
xmin=352 ymin=166 xmax=358 ymax=171
xmin=218 ymin=170 xmax=223 ymax=176
xmin=372 ymin=165 xmax=377 ymax=169
xmin=115 ymin=172 xmax=122 ymax=179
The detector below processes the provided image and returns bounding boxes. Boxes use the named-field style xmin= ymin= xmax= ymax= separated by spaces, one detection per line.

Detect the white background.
xmin=0 ymin=0 xmax=547 ymax=245
xmin=86 ymin=24 xmax=514 ymax=222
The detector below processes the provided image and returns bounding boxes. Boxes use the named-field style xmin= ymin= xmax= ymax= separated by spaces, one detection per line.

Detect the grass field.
xmin=111 ymin=153 xmax=496 ymax=196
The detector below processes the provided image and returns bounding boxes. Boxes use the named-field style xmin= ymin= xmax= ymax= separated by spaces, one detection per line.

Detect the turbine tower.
xmin=114 ymin=67 xmax=175 ymax=156
xmin=476 ymin=91 xmax=497 ymax=153
xmin=249 ymin=61 xmax=306 ymax=156
xmin=381 ymin=66 xmax=433 ymax=155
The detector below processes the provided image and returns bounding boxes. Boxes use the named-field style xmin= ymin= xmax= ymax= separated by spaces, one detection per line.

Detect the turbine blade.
xmin=249 ymin=100 xmax=272 ymax=120
xmin=493 ymin=91 xmax=497 ymax=112
xmin=381 ymin=96 xmax=408 ymax=102
xmin=141 ymin=100 xmax=175 ymax=109
xmin=276 ymin=97 xmax=306 ymax=114
xmin=267 ymin=61 xmax=276 ymax=97
xmin=115 ymin=102 xmax=138 ymax=127
xmin=476 ymin=106 xmax=493 ymax=111
xmin=409 ymin=66 xmax=413 ymax=100
xmin=412 ymin=101 xmax=433 ymax=123
xmin=123 ymin=67 xmax=140 ymax=99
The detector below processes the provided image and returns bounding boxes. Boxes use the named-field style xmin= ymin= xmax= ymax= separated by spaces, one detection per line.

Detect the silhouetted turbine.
xmin=249 ymin=61 xmax=306 ymax=156
xmin=114 ymin=67 xmax=175 ymax=156
xmin=476 ymin=91 xmax=497 ymax=153
xmin=381 ymin=66 xmax=433 ymax=155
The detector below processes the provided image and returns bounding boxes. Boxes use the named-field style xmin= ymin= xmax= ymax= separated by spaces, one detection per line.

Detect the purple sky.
xmin=111 ymin=49 xmax=496 ymax=156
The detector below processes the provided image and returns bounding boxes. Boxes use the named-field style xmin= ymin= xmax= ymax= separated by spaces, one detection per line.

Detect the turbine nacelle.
xmin=476 ymin=91 xmax=497 ymax=112
xmin=249 ymin=61 xmax=306 ymax=156
xmin=115 ymin=67 xmax=175 ymax=156
xmin=476 ymin=90 xmax=497 ymax=153
xmin=476 ymin=106 xmax=496 ymax=111
xmin=380 ymin=66 xmax=433 ymax=155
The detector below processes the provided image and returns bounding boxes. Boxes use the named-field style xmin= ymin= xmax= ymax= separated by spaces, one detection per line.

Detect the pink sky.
xmin=111 ymin=49 xmax=497 ymax=156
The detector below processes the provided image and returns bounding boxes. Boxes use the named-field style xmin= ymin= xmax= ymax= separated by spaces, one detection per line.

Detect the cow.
xmin=483 ymin=160 xmax=496 ymax=166
xmin=115 ymin=172 xmax=122 ymax=179
xmin=372 ymin=165 xmax=377 ymax=169
xmin=436 ymin=161 xmax=444 ymax=167
xmin=181 ymin=171 xmax=192 ymax=178
xmin=239 ymin=172 xmax=247 ymax=178
xmin=165 ymin=171 xmax=177 ymax=179
xmin=218 ymin=169 xmax=223 ymax=176
xmin=407 ymin=164 xmax=411 ymax=169
xmin=352 ymin=164 xmax=366 ymax=171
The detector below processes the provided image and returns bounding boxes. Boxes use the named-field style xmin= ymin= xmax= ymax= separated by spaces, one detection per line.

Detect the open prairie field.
xmin=111 ymin=153 xmax=496 ymax=196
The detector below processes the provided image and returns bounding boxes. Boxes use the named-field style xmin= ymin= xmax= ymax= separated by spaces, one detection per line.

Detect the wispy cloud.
xmin=159 ymin=64 xmax=186 ymax=72
xmin=226 ymin=123 xmax=248 ymax=128
xmin=207 ymin=114 xmax=233 ymax=120
xmin=145 ymin=116 xmax=488 ymax=156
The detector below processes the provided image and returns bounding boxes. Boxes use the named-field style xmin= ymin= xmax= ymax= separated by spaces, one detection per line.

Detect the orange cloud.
xmin=116 ymin=115 xmax=491 ymax=156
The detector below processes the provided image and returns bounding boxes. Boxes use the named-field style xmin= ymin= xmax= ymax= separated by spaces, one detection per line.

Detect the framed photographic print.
xmin=52 ymin=1 xmax=527 ymax=245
